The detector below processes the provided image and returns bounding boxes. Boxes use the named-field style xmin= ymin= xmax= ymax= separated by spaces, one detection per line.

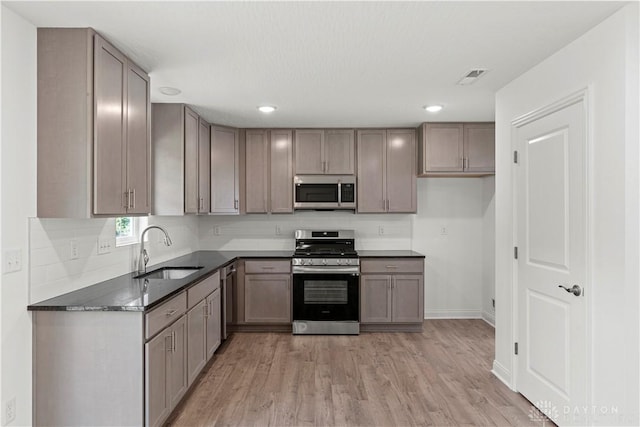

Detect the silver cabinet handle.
xmin=130 ymin=188 xmax=135 ymax=209
xmin=165 ymin=334 xmax=172 ymax=352
xmin=558 ymin=284 xmax=582 ymax=296
xmin=172 ymin=331 xmax=176 ymax=352
xmin=385 ymin=265 xmax=398 ymax=269
xmin=203 ymin=302 xmax=209 ymax=317
xmin=234 ymin=199 xmax=239 ymax=210
xmin=123 ymin=190 xmax=129 ymax=209
xmin=166 ymin=309 xmax=177 ymax=317
xmin=261 ymin=266 xmax=275 ymax=270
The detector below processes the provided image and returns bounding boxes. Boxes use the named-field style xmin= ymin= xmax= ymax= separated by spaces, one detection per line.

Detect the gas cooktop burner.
xmin=293 ymin=229 xmax=357 ymax=259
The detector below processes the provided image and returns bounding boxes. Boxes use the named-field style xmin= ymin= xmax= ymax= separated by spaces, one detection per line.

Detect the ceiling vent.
xmin=457 ymin=69 xmax=489 ymax=85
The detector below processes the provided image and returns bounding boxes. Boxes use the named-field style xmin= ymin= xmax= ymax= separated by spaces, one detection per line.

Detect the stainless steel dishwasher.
xmin=221 ymin=262 xmax=236 ymax=340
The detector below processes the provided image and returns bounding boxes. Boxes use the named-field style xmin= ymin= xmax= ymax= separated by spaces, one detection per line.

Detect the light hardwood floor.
xmin=168 ymin=320 xmax=543 ymax=426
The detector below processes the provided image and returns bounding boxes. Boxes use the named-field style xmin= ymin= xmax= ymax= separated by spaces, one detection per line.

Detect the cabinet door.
xmin=391 ymin=275 xmax=424 ymax=323
xmin=206 ymin=288 xmax=221 ymax=360
xmin=356 ymin=130 xmax=386 ymax=213
xmin=245 ymin=130 xmax=269 ymax=213
xmin=270 ymin=130 xmax=293 ymax=213
xmin=244 ymin=274 xmax=291 ymax=323
xmin=386 ymin=129 xmax=417 ymax=213
xmin=125 ymin=62 xmax=151 ymax=214
xmin=198 ymin=118 xmax=211 ymax=213
xmin=186 ymin=300 xmax=207 ymax=387
xmin=93 ymin=34 xmax=126 ymax=215
xmin=211 ymin=126 xmax=240 ymax=213
xmin=145 ymin=331 xmax=170 ymax=427
xmin=294 ymin=130 xmax=324 ymax=174
xmin=168 ymin=316 xmax=188 ymax=409
xmin=464 ymin=123 xmax=495 ymax=173
xmin=360 ymin=275 xmax=392 ymax=323
xmin=423 ymin=123 xmax=464 ymax=172
xmin=325 ymin=130 xmax=355 ymax=174
xmin=184 ymin=108 xmax=199 ymax=214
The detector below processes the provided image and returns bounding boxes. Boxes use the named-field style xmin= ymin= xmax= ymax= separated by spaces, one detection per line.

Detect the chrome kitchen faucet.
xmin=137 ymin=225 xmax=173 ymax=275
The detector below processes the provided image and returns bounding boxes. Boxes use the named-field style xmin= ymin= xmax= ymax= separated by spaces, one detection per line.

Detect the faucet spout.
xmin=137 ymin=225 xmax=173 ymax=275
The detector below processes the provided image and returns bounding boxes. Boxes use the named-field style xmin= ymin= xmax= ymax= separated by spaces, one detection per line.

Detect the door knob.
xmin=558 ymin=284 xmax=582 ymax=296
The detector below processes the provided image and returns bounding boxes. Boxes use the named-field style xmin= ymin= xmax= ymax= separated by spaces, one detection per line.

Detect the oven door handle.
xmin=292 ymin=266 xmax=360 ymax=274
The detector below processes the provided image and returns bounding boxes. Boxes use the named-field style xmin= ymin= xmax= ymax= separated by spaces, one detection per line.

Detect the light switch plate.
xmin=3 ymin=249 xmax=22 ymax=274
xmin=97 ymin=238 xmax=112 ymax=255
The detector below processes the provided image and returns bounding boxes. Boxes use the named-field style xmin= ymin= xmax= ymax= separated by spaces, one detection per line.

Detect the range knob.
xmin=345 ymin=259 xmax=352 ymax=265
xmin=305 ymin=259 xmax=314 ymax=266
xmin=336 ymin=259 xmax=343 ymax=265
xmin=322 ymin=259 xmax=328 ymax=266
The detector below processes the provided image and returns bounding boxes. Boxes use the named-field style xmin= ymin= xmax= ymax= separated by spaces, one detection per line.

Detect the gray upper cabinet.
xmin=211 ymin=126 xmax=240 ymax=214
xmin=294 ymin=129 xmax=354 ymax=175
xmin=198 ymin=118 xmax=211 ymax=213
xmin=37 ymin=28 xmax=150 ymax=217
xmin=417 ymin=122 xmax=495 ymax=176
xmin=357 ymin=129 xmax=416 ymax=213
xmin=152 ymin=104 xmax=210 ymax=215
xmin=245 ymin=130 xmax=269 ymax=213
xmin=184 ymin=108 xmax=200 ymax=214
xmin=245 ymin=129 xmax=293 ymax=214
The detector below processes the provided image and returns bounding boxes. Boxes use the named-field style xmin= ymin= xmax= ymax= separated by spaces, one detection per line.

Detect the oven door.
xmin=292 ymin=272 xmax=359 ymax=321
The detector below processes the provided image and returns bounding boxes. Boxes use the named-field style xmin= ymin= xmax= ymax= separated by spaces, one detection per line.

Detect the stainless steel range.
xmin=292 ymin=230 xmax=360 ymax=335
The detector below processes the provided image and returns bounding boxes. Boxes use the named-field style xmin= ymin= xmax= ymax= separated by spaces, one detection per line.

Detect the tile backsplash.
xmin=198 ymin=211 xmax=413 ymax=251
xmin=29 ymin=216 xmax=199 ymax=303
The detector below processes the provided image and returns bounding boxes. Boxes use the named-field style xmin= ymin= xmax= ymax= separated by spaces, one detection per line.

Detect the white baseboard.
xmin=482 ymin=310 xmax=495 ymax=327
xmin=492 ymin=360 xmax=515 ymax=391
xmin=424 ymin=309 xmax=482 ymax=319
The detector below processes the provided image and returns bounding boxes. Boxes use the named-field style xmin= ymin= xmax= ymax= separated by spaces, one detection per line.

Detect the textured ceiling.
xmin=5 ymin=1 xmax=626 ymax=128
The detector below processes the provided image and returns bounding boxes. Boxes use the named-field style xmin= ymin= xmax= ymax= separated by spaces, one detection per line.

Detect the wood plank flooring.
xmin=168 ymin=320 xmax=542 ymax=426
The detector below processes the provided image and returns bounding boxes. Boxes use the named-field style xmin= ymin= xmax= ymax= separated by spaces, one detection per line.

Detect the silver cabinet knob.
xmin=558 ymin=284 xmax=582 ymax=296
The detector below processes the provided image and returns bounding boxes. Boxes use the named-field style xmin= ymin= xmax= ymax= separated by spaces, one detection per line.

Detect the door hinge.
xmin=514 ymin=342 xmax=519 ymax=355
xmin=514 ymin=246 xmax=518 ymax=259
xmin=513 ymin=150 xmax=519 ymax=164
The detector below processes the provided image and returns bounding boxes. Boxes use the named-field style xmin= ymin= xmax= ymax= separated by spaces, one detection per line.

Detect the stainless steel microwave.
xmin=293 ymin=175 xmax=356 ymax=210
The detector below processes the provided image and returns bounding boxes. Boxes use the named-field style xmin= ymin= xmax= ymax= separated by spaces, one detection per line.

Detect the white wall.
xmin=494 ymin=4 xmax=639 ymax=425
xmin=29 ymin=216 xmax=200 ymax=303
xmin=1 ymin=6 xmax=36 ymax=426
xmin=481 ymin=176 xmax=495 ymax=325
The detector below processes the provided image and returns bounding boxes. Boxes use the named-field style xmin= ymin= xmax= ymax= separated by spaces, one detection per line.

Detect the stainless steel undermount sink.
xmin=135 ymin=266 xmax=203 ymax=280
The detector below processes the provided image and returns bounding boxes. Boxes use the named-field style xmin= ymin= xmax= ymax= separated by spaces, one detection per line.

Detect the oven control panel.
xmin=292 ymin=258 xmax=359 ymax=266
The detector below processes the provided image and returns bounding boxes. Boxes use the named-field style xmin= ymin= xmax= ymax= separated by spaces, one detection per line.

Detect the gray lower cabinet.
xmin=206 ymin=288 xmax=222 ymax=359
xmin=146 ymin=315 xmax=187 ymax=427
xmin=33 ymin=271 xmax=223 ymax=427
xmin=356 ymin=129 xmax=417 ymax=213
xmin=243 ymin=260 xmax=291 ymax=323
xmin=360 ymin=258 xmax=424 ymax=324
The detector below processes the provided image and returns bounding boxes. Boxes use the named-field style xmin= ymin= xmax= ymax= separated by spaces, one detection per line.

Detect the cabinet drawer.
xmin=146 ymin=292 xmax=187 ymax=339
xmin=360 ymin=258 xmax=424 ymax=274
xmin=245 ymin=260 xmax=291 ymax=274
xmin=187 ymin=271 xmax=220 ymax=309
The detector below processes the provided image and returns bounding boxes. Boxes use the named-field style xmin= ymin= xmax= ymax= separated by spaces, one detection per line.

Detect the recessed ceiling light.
xmin=424 ymin=105 xmax=443 ymax=113
xmin=258 ymin=105 xmax=277 ymax=113
xmin=159 ymin=87 xmax=181 ymax=96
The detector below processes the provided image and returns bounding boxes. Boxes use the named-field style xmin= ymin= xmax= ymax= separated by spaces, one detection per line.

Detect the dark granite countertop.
xmin=27 ymin=250 xmax=293 ymax=313
xmin=27 ymin=249 xmax=424 ymax=312
xmin=357 ymin=250 xmax=425 ymax=258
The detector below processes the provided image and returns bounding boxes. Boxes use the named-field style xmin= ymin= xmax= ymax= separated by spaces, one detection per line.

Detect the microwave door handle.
xmin=337 ymin=180 xmax=341 ymax=206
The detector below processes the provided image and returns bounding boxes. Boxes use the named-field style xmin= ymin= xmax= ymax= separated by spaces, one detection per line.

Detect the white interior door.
xmin=515 ymin=94 xmax=588 ymax=426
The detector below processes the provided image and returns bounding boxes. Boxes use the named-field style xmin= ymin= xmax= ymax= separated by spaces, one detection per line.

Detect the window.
xmin=115 ymin=217 xmax=148 ymax=247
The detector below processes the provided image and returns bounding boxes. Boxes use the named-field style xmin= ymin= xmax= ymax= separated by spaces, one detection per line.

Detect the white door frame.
xmin=510 ymin=87 xmax=593 ymax=418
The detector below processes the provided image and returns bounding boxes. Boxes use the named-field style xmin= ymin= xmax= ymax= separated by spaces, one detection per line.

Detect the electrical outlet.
xmin=3 ymin=250 xmax=22 ymax=274
xmin=275 ymin=225 xmax=282 ymax=236
xmin=5 ymin=397 xmax=16 ymax=424
xmin=213 ymin=226 xmax=221 ymax=236
xmin=97 ymin=238 xmax=112 ymax=255
xmin=378 ymin=226 xmax=385 ymax=235
xmin=70 ymin=240 xmax=79 ymax=260
xmin=440 ymin=226 xmax=448 ymax=235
